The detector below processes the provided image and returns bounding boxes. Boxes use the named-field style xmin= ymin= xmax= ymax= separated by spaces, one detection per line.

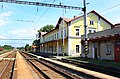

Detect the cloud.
xmin=8 ymin=28 xmax=37 ymax=39
xmin=0 ymin=35 xmax=6 ymax=39
xmin=0 ymin=11 xmax=12 ymax=17
xmin=0 ymin=11 xmax=13 ymax=27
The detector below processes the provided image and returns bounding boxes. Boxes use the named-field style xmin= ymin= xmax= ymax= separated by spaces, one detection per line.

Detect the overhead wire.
xmin=0 ymin=3 xmax=10 ymax=40
xmin=5 ymin=19 xmax=34 ymax=22
xmin=0 ymin=3 xmax=15 ymax=46
xmin=33 ymin=0 xmax=56 ymax=28
xmin=32 ymin=6 xmax=39 ymax=23
xmin=100 ymin=3 xmax=120 ymax=13
xmin=0 ymin=3 xmax=34 ymax=47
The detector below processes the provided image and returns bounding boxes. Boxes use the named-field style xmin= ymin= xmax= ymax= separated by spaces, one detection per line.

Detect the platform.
xmin=16 ymin=52 xmax=39 ymax=79
xmin=43 ymin=58 xmax=119 ymax=79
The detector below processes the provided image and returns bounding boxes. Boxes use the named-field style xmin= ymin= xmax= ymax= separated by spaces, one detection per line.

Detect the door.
xmin=114 ymin=46 xmax=120 ymax=62
xmin=94 ymin=48 xmax=98 ymax=59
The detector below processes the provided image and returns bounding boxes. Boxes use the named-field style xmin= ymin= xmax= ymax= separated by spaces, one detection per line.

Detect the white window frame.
xmin=76 ymin=45 xmax=80 ymax=53
xmin=88 ymin=28 xmax=96 ymax=34
xmin=90 ymin=20 xmax=94 ymax=25
xmin=76 ymin=29 xmax=79 ymax=36
xmin=106 ymin=45 xmax=112 ymax=55
xmin=61 ymin=30 xmax=63 ymax=38
xmin=64 ymin=29 xmax=66 ymax=37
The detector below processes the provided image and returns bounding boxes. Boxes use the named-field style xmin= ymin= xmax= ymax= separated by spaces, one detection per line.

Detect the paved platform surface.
xmin=44 ymin=58 xmax=119 ymax=79
xmin=16 ymin=52 xmax=38 ymax=79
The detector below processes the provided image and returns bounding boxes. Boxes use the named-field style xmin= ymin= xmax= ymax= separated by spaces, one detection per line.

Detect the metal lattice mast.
xmin=0 ymin=0 xmax=82 ymax=10
xmin=82 ymin=0 xmax=88 ymax=60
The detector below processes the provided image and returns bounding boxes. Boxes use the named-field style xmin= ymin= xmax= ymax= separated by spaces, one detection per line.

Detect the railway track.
xmin=0 ymin=51 xmax=16 ymax=79
xmin=22 ymin=52 xmax=104 ymax=79
xmin=56 ymin=58 xmax=120 ymax=78
xmin=21 ymin=53 xmax=83 ymax=79
xmin=30 ymin=52 xmax=120 ymax=78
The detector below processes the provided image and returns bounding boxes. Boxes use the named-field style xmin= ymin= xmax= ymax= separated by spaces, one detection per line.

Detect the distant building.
xmin=34 ymin=10 xmax=114 ymax=56
xmin=81 ymin=24 xmax=120 ymax=62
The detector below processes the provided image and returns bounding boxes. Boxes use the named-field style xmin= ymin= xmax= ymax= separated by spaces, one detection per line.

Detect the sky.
xmin=0 ymin=0 xmax=120 ymax=47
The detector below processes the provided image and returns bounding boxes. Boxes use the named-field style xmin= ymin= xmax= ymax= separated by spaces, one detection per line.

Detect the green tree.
xmin=32 ymin=40 xmax=37 ymax=45
xmin=3 ymin=45 xmax=13 ymax=50
xmin=25 ymin=44 xmax=31 ymax=51
xmin=17 ymin=47 xmax=24 ymax=50
xmin=38 ymin=25 xmax=54 ymax=32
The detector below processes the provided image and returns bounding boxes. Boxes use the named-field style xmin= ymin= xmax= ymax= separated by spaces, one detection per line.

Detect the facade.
xmin=36 ymin=10 xmax=114 ymax=56
xmin=81 ymin=25 xmax=120 ymax=62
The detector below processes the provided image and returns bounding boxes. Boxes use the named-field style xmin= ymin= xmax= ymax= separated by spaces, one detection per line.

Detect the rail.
xmin=22 ymin=52 xmax=83 ymax=79
xmin=57 ymin=58 xmax=120 ymax=78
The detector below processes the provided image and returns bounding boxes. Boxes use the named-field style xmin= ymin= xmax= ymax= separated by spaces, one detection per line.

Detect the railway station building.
xmin=34 ymin=10 xmax=114 ymax=56
xmin=81 ymin=24 xmax=120 ymax=62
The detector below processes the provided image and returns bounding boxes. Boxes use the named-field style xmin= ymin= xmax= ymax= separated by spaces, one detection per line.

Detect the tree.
xmin=3 ymin=45 xmax=13 ymax=50
xmin=17 ymin=47 xmax=24 ymax=50
xmin=25 ymin=44 xmax=31 ymax=51
xmin=38 ymin=25 xmax=54 ymax=32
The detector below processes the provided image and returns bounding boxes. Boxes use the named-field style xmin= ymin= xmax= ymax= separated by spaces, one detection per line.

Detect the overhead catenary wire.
xmin=33 ymin=0 xmax=56 ymax=27
xmin=0 ymin=0 xmax=82 ymax=47
xmin=100 ymin=3 xmax=120 ymax=13
xmin=5 ymin=19 xmax=34 ymax=22
xmin=32 ymin=6 xmax=39 ymax=23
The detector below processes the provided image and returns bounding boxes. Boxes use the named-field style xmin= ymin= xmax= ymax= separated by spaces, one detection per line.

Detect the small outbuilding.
xmin=81 ymin=24 xmax=120 ymax=62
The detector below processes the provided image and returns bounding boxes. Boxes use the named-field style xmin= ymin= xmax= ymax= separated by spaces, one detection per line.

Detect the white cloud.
xmin=8 ymin=28 xmax=37 ymax=39
xmin=0 ymin=35 xmax=6 ymax=39
xmin=0 ymin=11 xmax=12 ymax=17
xmin=0 ymin=11 xmax=13 ymax=27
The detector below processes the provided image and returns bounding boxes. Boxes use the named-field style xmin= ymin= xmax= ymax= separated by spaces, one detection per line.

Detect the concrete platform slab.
xmin=16 ymin=52 xmax=39 ymax=79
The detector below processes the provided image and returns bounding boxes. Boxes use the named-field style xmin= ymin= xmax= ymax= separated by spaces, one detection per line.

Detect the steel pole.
xmin=83 ymin=0 xmax=88 ymax=60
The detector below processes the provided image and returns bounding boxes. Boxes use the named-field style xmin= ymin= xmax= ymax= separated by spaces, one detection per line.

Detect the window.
xmin=64 ymin=29 xmax=66 ymax=37
xmin=88 ymin=30 xmax=92 ymax=33
xmin=52 ymin=35 xmax=54 ymax=40
xmin=55 ymin=34 xmax=56 ymax=39
xmin=88 ymin=29 xmax=96 ymax=34
xmin=76 ymin=29 xmax=79 ymax=36
xmin=56 ymin=33 xmax=58 ymax=39
xmin=106 ymin=45 xmax=112 ymax=55
xmin=93 ymin=30 xmax=96 ymax=33
xmin=90 ymin=20 xmax=94 ymax=25
xmin=61 ymin=31 xmax=63 ymax=37
xmin=76 ymin=45 xmax=79 ymax=53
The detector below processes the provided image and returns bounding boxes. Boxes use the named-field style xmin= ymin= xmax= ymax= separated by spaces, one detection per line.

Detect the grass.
xmin=67 ymin=57 xmax=120 ymax=68
xmin=0 ymin=49 xmax=12 ymax=55
xmin=0 ymin=51 xmax=3 ymax=54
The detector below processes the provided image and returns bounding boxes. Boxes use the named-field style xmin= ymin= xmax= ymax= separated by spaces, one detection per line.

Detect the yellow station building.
xmin=37 ymin=10 xmax=114 ymax=56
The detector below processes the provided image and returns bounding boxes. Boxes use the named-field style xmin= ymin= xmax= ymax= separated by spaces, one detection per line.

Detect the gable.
xmin=69 ymin=10 xmax=114 ymax=29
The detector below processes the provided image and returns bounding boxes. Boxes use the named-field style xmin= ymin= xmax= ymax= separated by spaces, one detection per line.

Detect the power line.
xmin=33 ymin=0 xmax=56 ymax=27
xmin=33 ymin=0 xmax=56 ymax=23
xmin=32 ymin=6 xmax=39 ymax=22
xmin=0 ymin=43 xmax=26 ymax=44
xmin=0 ymin=0 xmax=82 ymax=30
xmin=0 ymin=39 xmax=34 ymax=40
xmin=100 ymin=3 xmax=120 ymax=13
xmin=5 ymin=19 xmax=34 ymax=22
